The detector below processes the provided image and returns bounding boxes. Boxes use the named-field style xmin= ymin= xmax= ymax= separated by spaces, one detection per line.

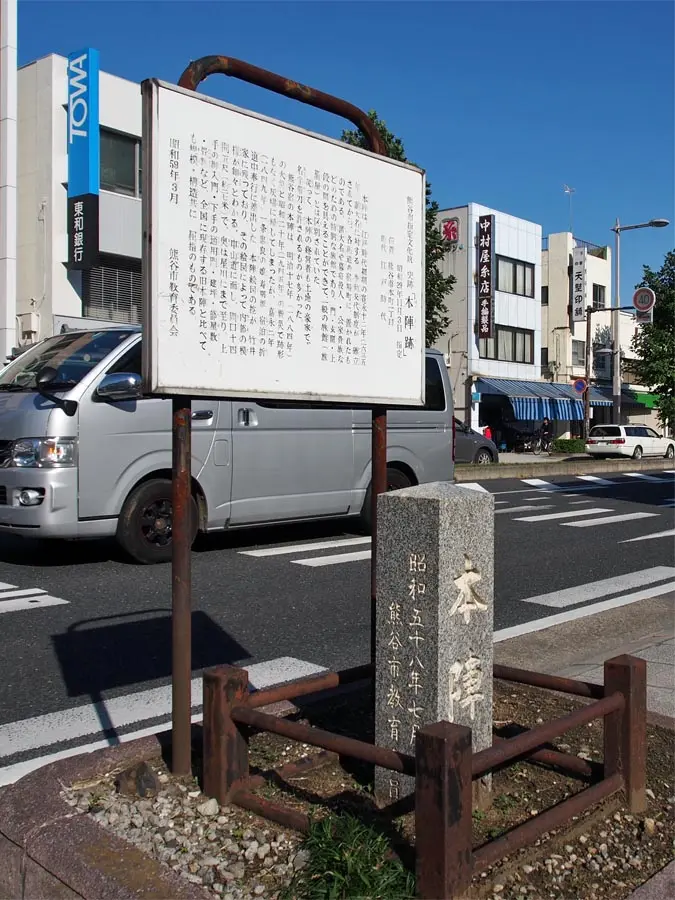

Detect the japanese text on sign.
xmin=142 ymin=80 xmax=426 ymax=405
xmin=477 ymin=214 xmax=494 ymax=339
xmin=572 ymin=246 xmax=587 ymax=323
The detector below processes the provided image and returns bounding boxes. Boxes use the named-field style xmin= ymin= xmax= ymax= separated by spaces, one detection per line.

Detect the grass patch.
xmin=280 ymin=813 xmax=415 ymax=900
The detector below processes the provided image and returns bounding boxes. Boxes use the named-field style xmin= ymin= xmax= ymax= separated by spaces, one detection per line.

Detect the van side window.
xmin=424 ymin=358 xmax=446 ymax=411
xmin=107 ymin=343 xmax=142 ymax=378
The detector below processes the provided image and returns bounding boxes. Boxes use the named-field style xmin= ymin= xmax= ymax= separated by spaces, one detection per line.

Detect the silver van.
xmin=0 ymin=327 xmax=454 ymax=563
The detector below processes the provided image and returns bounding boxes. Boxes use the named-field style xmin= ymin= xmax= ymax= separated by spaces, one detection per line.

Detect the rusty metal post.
xmin=176 ymin=56 xmax=389 ymax=671
xmin=171 ymin=397 xmax=192 ymax=775
xmin=203 ymin=666 xmax=250 ymax=803
xmin=415 ymin=722 xmax=473 ymax=900
xmin=603 ymin=654 xmax=647 ymax=813
xmin=370 ymin=407 xmax=387 ymax=665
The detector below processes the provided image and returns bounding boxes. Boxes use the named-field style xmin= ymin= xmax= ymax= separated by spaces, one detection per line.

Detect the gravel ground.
xmin=60 ymin=680 xmax=675 ymax=900
xmin=62 ymin=772 xmax=305 ymax=900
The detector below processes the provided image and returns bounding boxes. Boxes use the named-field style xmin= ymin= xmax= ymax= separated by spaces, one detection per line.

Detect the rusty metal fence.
xmin=200 ymin=654 xmax=646 ymax=900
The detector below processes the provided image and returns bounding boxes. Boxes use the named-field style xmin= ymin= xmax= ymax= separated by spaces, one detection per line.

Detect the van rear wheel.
xmin=360 ymin=467 xmax=413 ymax=533
xmin=117 ymin=478 xmax=198 ymax=564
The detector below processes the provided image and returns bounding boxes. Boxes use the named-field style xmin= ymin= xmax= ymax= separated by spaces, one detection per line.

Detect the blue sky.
xmin=19 ymin=0 xmax=674 ymax=300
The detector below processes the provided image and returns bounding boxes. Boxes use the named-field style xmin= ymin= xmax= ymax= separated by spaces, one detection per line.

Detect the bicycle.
xmin=532 ymin=434 xmax=552 ymax=455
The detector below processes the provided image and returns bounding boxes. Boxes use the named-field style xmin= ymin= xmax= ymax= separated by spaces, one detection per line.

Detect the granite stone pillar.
xmin=374 ymin=482 xmax=494 ymax=806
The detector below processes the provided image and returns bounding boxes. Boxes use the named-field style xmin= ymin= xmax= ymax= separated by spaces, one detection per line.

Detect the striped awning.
xmin=475 ymin=377 xmax=611 ymax=422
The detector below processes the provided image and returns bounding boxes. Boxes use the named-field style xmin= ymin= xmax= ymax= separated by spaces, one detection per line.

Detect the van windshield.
xmin=0 ymin=330 xmax=134 ymax=391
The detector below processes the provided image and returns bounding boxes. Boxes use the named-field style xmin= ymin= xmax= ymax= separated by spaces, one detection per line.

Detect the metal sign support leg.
xmin=171 ymin=396 xmax=193 ymax=774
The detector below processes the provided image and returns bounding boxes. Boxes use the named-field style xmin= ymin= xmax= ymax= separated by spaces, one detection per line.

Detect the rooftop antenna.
xmin=563 ymin=184 xmax=575 ymax=234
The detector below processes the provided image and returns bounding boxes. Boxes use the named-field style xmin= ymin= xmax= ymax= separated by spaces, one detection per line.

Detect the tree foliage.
xmin=630 ymin=249 xmax=675 ymax=427
xmin=340 ymin=111 xmax=455 ymax=347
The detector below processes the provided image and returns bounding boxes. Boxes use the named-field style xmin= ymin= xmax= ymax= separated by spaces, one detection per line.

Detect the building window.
xmin=100 ymin=128 xmax=141 ymax=197
xmin=479 ymin=326 xmax=534 ymax=363
xmin=592 ymin=283 xmax=606 ymax=310
xmin=496 ymin=255 xmax=535 ymax=298
xmin=82 ymin=256 xmax=142 ymax=323
xmin=572 ymin=339 xmax=585 ymax=366
xmin=541 ymin=286 xmax=549 ymax=306
xmin=541 ymin=347 xmax=549 ymax=368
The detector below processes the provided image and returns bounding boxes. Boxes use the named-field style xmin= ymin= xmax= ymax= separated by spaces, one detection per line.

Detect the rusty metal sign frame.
xmin=166 ymin=55 xmax=390 ymax=774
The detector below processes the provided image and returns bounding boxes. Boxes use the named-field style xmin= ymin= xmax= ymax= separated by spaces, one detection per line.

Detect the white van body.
xmin=0 ymin=327 xmax=455 ymax=562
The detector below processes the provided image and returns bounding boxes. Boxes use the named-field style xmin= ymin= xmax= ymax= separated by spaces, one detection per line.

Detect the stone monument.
xmin=374 ymin=481 xmax=494 ymax=806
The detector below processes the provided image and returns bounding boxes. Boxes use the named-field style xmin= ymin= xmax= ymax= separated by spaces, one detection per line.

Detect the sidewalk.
xmin=495 ymin=592 xmax=675 ymax=721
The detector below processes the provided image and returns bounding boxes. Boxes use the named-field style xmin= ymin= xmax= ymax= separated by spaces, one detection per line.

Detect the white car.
xmin=586 ymin=425 xmax=675 ymax=460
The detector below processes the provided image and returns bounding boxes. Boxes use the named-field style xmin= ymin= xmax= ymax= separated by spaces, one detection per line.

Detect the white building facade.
xmin=542 ymin=232 xmax=658 ymax=432
xmin=15 ymin=50 xmax=142 ymax=349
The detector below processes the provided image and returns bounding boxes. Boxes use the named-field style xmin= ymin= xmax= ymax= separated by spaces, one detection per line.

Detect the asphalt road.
xmin=0 ymin=468 xmax=673 ymax=779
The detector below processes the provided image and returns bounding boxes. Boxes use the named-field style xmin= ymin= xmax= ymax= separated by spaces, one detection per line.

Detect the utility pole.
xmin=584 ymin=306 xmax=593 ymax=440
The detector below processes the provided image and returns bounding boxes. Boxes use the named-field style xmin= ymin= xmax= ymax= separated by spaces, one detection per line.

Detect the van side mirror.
xmin=96 ymin=372 xmax=143 ymax=402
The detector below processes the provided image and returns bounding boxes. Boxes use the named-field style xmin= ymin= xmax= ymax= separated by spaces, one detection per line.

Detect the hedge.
xmin=552 ymin=437 xmax=586 ymax=454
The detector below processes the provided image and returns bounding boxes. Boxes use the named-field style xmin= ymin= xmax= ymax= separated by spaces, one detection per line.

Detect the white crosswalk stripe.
xmin=0 ymin=583 xmax=69 ymax=614
xmin=577 ymin=475 xmax=615 ymax=485
xmin=623 ymin=472 xmax=666 ymax=482
xmin=458 ymin=482 xmax=490 ymax=493
xmin=564 ymin=512 xmax=658 ymax=528
xmin=519 ymin=566 xmax=675 ymax=608
xmin=496 ymin=504 xmax=554 ymax=515
xmin=293 ymin=549 xmax=371 ymax=567
xmin=241 ymin=537 xmax=370 ymax=557
xmin=620 ymin=528 xmax=675 ymax=544
xmin=514 ymin=507 xmax=612 ymax=523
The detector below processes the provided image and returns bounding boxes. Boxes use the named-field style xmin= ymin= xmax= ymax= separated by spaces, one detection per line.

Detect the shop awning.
xmin=593 ymin=387 xmax=660 ymax=410
xmin=475 ymin=377 xmax=612 ymax=421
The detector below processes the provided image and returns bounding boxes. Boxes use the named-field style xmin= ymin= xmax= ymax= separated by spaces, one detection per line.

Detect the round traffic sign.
xmin=573 ymin=377 xmax=588 ymax=395
xmin=633 ymin=287 xmax=656 ymax=313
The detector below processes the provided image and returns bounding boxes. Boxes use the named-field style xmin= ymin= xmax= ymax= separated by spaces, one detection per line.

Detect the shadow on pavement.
xmin=52 ymin=609 xmax=250 ymax=741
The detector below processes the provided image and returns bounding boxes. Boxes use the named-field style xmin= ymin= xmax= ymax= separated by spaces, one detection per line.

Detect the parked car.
xmin=585 ymin=425 xmax=675 ymax=460
xmin=454 ymin=418 xmax=499 ymax=464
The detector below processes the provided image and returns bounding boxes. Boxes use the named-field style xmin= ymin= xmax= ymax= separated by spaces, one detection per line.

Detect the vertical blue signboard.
xmin=67 ymin=48 xmax=100 ymax=267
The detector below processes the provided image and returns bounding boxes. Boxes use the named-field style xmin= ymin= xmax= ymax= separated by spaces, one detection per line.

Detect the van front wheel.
xmin=360 ymin=467 xmax=413 ymax=533
xmin=117 ymin=478 xmax=198 ymax=564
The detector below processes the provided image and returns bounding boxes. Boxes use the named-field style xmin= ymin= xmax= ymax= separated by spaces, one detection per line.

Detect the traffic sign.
xmin=573 ymin=377 xmax=588 ymax=395
xmin=633 ymin=287 xmax=656 ymax=314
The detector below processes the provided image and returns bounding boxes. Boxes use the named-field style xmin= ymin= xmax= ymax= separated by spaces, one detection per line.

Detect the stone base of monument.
xmin=374 ymin=481 xmax=495 ymax=808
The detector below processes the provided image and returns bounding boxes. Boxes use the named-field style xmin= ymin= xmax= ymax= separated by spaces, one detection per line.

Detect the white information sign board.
xmin=571 ymin=246 xmax=587 ymax=323
xmin=141 ymin=80 xmax=426 ymax=405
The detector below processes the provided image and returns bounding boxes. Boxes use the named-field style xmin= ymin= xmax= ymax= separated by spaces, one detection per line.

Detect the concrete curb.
xmin=0 ymin=735 xmax=210 ymax=900
xmin=456 ymin=457 xmax=674 ymax=481
xmin=627 ymin=860 xmax=675 ymax=899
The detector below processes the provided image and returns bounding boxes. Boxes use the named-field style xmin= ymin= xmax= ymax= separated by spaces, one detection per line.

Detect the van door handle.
xmin=192 ymin=409 xmax=213 ymax=421
xmin=237 ymin=407 xmax=258 ymax=427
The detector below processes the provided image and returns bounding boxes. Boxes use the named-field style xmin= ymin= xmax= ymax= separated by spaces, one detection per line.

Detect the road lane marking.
xmin=569 ymin=499 xmax=594 ymax=504
xmin=564 ymin=512 xmax=659 ymax=527
xmin=0 ymin=595 xmax=69 ymax=614
xmin=0 ymin=583 xmax=68 ymax=614
xmin=518 ymin=566 xmax=675 ymax=608
xmin=623 ymin=472 xmax=666 ymax=482
xmin=577 ymin=475 xmax=615 ymax=485
xmin=496 ymin=505 xmax=554 ymax=515
xmin=521 ymin=478 xmax=560 ymax=490
xmin=514 ymin=507 xmax=612 ymax=522
xmin=0 ymin=588 xmax=46 ymax=599
xmin=240 ymin=537 xmax=370 ymax=557
xmin=494 ymin=581 xmax=675 ymax=642
xmin=292 ymin=550 xmax=372 ymax=567
xmin=620 ymin=529 xmax=675 ymax=543
xmin=458 ymin=482 xmax=489 ymax=493
xmin=0 ymin=656 xmax=326 ymax=764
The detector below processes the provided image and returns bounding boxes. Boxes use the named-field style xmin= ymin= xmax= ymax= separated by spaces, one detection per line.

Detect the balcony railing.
xmin=541 ymin=236 xmax=609 ymax=260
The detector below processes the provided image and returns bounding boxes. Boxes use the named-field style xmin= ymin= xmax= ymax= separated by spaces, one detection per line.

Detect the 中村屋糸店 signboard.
xmin=140 ymin=80 xmax=426 ymax=406
xmin=476 ymin=214 xmax=494 ymax=339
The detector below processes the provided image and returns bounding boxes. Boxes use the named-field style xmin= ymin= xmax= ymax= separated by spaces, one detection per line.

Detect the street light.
xmin=610 ymin=217 xmax=670 ymax=423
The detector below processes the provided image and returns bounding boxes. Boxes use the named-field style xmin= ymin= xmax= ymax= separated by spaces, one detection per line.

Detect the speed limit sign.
xmin=633 ymin=287 xmax=656 ymax=313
